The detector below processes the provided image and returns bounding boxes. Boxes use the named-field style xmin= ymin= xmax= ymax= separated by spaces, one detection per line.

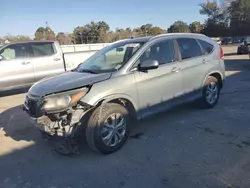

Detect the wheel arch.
xmin=93 ymin=94 xmax=139 ymax=119
xmin=202 ymin=71 xmax=224 ymax=89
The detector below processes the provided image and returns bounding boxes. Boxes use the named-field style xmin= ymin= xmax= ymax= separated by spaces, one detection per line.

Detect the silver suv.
xmin=24 ymin=33 xmax=225 ymax=154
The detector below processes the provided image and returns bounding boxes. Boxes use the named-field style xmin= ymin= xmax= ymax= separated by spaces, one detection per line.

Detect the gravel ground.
xmin=0 ymin=46 xmax=250 ymax=188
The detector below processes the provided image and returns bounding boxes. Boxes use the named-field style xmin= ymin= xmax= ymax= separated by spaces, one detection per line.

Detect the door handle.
xmin=172 ymin=67 xmax=180 ymax=73
xmin=53 ymin=58 xmax=61 ymax=61
xmin=22 ymin=62 xmax=30 ymax=65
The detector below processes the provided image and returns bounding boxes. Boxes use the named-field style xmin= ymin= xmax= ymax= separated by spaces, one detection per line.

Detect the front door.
xmin=0 ymin=43 xmax=34 ymax=90
xmin=133 ymin=39 xmax=182 ymax=118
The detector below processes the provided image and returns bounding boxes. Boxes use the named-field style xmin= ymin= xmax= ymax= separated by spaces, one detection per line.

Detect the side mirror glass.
xmin=139 ymin=60 xmax=159 ymax=71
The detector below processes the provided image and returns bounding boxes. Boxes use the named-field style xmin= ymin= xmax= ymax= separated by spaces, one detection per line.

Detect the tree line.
xmin=1 ymin=0 xmax=249 ymax=44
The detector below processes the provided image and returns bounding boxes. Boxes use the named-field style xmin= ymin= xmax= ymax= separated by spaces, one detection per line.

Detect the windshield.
xmin=77 ymin=41 xmax=145 ymax=73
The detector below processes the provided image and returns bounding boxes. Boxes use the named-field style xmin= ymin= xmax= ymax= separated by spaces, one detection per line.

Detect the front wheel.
xmin=85 ymin=103 xmax=131 ymax=154
xmin=199 ymin=76 xmax=220 ymax=108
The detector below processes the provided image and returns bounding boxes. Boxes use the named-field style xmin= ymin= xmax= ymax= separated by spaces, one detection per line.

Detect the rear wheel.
xmin=85 ymin=103 xmax=130 ymax=154
xmin=199 ymin=76 xmax=220 ymax=108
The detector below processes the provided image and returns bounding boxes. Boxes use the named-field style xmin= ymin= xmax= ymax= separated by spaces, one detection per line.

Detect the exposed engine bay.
xmin=24 ymin=91 xmax=93 ymax=155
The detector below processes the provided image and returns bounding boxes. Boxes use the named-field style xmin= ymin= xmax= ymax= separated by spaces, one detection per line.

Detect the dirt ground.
xmin=1 ymin=45 xmax=250 ymax=188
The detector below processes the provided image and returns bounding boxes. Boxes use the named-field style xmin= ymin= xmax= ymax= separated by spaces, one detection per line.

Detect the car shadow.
xmin=0 ymin=105 xmax=39 ymax=142
xmin=224 ymin=58 xmax=250 ymax=72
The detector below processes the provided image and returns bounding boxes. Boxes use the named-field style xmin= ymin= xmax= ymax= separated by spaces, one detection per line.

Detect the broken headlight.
xmin=43 ymin=88 xmax=88 ymax=112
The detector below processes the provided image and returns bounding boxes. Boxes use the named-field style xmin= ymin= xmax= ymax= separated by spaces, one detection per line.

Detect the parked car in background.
xmin=237 ymin=37 xmax=250 ymax=54
xmin=227 ymin=37 xmax=233 ymax=44
xmin=211 ymin=38 xmax=221 ymax=45
xmin=239 ymin=38 xmax=245 ymax=43
xmin=233 ymin=38 xmax=240 ymax=44
xmin=216 ymin=39 xmax=222 ymax=45
xmin=0 ymin=41 xmax=99 ymax=91
xmin=221 ymin=38 xmax=229 ymax=45
xmin=237 ymin=42 xmax=248 ymax=54
xmin=24 ymin=33 xmax=226 ymax=155
xmin=0 ymin=41 xmax=67 ymax=91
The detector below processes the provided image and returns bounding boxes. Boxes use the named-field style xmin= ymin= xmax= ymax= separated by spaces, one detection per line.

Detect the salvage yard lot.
xmin=1 ymin=45 xmax=250 ymax=188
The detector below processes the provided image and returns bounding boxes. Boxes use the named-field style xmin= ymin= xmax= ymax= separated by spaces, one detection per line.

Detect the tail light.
xmin=220 ymin=46 xmax=224 ymax=59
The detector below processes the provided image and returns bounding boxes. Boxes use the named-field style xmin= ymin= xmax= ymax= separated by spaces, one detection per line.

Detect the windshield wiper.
xmin=79 ymin=69 xmax=98 ymax=74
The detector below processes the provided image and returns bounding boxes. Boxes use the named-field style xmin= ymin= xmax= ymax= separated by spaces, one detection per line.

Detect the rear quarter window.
xmin=198 ymin=39 xmax=214 ymax=55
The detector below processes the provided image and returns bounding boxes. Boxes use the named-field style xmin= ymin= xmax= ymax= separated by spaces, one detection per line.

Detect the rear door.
xmin=29 ymin=42 xmax=64 ymax=82
xmin=0 ymin=43 xmax=34 ymax=90
xmin=176 ymin=38 xmax=204 ymax=96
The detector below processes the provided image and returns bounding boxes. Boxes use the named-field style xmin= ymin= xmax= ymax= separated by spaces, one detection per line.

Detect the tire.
xmin=199 ymin=76 xmax=220 ymax=109
xmin=85 ymin=103 xmax=131 ymax=154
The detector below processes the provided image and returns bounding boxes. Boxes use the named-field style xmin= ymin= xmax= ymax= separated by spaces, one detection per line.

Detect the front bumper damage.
xmin=23 ymin=94 xmax=93 ymax=155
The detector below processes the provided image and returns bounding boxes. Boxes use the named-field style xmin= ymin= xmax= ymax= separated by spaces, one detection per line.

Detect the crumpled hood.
xmin=29 ymin=71 xmax=112 ymax=96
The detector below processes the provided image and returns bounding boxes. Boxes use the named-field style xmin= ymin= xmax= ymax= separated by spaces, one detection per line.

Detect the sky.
xmin=0 ymin=0 xmax=208 ymax=38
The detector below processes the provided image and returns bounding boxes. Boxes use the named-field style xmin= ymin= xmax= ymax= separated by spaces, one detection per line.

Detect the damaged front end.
xmin=23 ymin=87 xmax=93 ymax=155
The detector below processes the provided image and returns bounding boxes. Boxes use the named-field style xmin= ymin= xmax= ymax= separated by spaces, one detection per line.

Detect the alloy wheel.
xmin=101 ymin=113 xmax=126 ymax=147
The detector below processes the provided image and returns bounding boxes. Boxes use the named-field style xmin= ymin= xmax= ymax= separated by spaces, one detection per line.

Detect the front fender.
xmin=80 ymin=73 xmax=139 ymax=114
xmin=81 ymin=93 xmax=140 ymax=119
xmin=82 ymin=92 xmax=139 ymax=113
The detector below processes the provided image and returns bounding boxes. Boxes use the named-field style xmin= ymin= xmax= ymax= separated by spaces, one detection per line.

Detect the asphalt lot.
xmin=1 ymin=45 xmax=250 ymax=188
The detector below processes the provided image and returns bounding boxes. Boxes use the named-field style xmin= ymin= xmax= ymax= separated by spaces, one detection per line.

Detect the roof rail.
xmin=150 ymin=33 xmax=206 ymax=41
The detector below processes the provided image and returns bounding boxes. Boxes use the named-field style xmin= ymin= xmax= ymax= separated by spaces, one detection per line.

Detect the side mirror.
xmin=139 ymin=60 xmax=159 ymax=71
xmin=0 ymin=55 xmax=3 ymax=61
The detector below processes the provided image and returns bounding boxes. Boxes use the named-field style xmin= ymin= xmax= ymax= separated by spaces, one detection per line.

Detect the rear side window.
xmin=31 ymin=43 xmax=55 ymax=57
xmin=198 ymin=39 xmax=214 ymax=54
xmin=177 ymin=38 xmax=202 ymax=60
